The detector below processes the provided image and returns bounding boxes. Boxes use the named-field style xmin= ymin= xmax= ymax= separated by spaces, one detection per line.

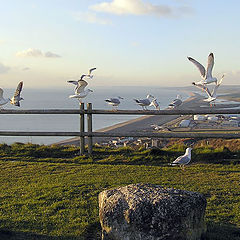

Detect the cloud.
xmin=90 ymin=0 xmax=192 ymax=17
xmin=22 ymin=67 xmax=31 ymax=71
xmin=16 ymin=48 xmax=61 ymax=58
xmin=44 ymin=51 xmax=61 ymax=58
xmin=16 ymin=48 xmax=43 ymax=57
xmin=73 ymin=11 xmax=112 ymax=25
xmin=0 ymin=62 xmax=10 ymax=74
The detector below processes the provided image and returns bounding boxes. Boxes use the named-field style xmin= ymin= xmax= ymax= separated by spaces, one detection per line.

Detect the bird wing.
xmin=211 ymin=78 xmax=223 ymax=98
xmin=0 ymin=88 xmax=3 ymax=98
xmin=206 ymin=53 xmax=214 ymax=78
xmin=137 ymin=99 xmax=150 ymax=105
xmin=204 ymin=86 xmax=212 ymax=98
xmin=172 ymin=155 xmax=190 ymax=165
xmin=14 ymin=81 xmax=23 ymax=97
xmin=188 ymin=57 xmax=206 ymax=78
xmin=76 ymin=80 xmax=88 ymax=94
xmin=80 ymin=74 xmax=87 ymax=80
xmin=89 ymin=68 xmax=96 ymax=75
xmin=67 ymin=80 xmax=78 ymax=85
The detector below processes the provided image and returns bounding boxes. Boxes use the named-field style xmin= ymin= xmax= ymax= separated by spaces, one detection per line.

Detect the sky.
xmin=1 ymin=0 xmax=240 ymax=88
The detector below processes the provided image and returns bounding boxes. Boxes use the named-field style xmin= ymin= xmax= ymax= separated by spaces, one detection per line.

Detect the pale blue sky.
xmin=0 ymin=0 xmax=240 ymax=88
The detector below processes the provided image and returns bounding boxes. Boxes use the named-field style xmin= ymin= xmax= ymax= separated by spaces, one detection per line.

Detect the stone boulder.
xmin=99 ymin=183 xmax=207 ymax=240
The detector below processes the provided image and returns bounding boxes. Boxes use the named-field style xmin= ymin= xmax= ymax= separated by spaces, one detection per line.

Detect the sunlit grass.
xmin=0 ymin=143 xmax=239 ymax=239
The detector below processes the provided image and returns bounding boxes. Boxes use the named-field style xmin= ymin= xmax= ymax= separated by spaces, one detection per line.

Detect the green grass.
xmin=0 ymin=143 xmax=239 ymax=239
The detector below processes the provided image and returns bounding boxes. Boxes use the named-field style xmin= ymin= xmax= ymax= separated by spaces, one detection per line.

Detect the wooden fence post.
xmin=80 ymin=103 xmax=85 ymax=155
xmin=87 ymin=103 xmax=93 ymax=155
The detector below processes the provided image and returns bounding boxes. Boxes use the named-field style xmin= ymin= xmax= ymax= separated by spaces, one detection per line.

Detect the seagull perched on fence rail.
xmin=171 ymin=147 xmax=192 ymax=170
xmin=134 ymin=94 xmax=155 ymax=110
xmin=188 ymin=53 xmax=218 ymax=85
xmin=10 ymin=81 xmax=24 ymax=107
xmin=105 ymin=96 xmax=123 ymax=110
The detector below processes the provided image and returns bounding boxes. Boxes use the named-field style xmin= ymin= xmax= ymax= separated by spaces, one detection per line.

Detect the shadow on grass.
xmin=0 ymin=229 xmax=81 ymax=240
xmin=206 ymin=222 xmax=240 ymax=240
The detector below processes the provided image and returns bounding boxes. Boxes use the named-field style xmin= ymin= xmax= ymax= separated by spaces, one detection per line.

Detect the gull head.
xmin=192 ymin=82 xmax=196 ymax=86
xmin=147 ymin=94 xmax=154 ymax=99
xmin=185 ymin=147 xmax=192 ymax=155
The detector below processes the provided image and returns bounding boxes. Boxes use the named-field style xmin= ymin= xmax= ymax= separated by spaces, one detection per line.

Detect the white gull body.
xmin=171 ymin=147 xmax=192 ymax=170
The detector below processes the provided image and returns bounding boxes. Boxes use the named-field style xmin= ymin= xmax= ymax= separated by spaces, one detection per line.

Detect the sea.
xmin=0 ymin=86 xmax=189 ymax=145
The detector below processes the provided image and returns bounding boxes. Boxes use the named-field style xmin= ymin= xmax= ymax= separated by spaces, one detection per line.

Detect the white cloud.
xmin=90 ymin=0 xmax=192 ymax=17
xmin=16 ymin=48 xmax=43 ymax=57
xmin=44 ymin=51 xmax=61 ymax=58
xmin=73 ymin=11 xmax=112 ymax=25
xmin=0 ymin=62 xmax=10 ymax=74
xmin=16 ymin=48 xmax=61 ymax=58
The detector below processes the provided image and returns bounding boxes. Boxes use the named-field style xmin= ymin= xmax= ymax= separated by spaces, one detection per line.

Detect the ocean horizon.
xmin=1 ymin=86 xmax=190 ymax=145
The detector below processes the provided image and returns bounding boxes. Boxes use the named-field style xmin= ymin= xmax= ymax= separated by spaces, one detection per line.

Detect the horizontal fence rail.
xmin=1 ymin=109 xmax=240 ymax=115
xmin=1 ymin=103 xmax=240 ymax=155
xmin=0 ymin=131 xmax=240 ymax=139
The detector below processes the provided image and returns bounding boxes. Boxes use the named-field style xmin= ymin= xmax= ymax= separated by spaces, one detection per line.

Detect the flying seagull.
xmin=105 ymin=96 xmax=123 ymax=110
xmin=134 ymin=94 xmax=154 ymax=110
xmin=188 ymin=53 xmax=218 ymax=85
xmin=171 ymin=147 xmax=192 ymax=170
xmin=196 ymin=75 xmax=225 ymax=105
xmin=0 ymin=88 xmax=10 ymax=108
xmin=10 ymin=81 xmax=24 ymax=107
xmin=67 ymin=75 xmax=87 ymax=94
xmin=87 ymin=67 xmax=96 ymax=79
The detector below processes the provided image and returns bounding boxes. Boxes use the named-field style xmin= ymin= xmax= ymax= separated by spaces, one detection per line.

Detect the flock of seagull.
xmin=0 ymin=52 xmax=224 ymax=111
xmin=67 ymin=52 xmax=225 ymax=110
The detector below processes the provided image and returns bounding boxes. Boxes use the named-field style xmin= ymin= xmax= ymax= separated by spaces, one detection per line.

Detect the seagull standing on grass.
xmin=188 ymin=53 xmax=219 ymax=85
xmin=10 ymin=81 xmax=24 ymax=107
xmin=0 ymin=88 xmax=10 ymax=108
xmin=134 ymin=94 xmax=155 ymax=110
xmin=171 ymin=147 xmax=192 ymax=170
xmin=105 ymin=97 xmax=123 ymax=110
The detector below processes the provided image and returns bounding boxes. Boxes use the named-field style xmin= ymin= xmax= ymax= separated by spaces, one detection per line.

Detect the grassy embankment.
xmin=0 ymin=142 xmax=239 ymax=239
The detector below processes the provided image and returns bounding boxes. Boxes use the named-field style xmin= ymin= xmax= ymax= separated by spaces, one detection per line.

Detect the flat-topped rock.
xmin=99 ymin=183 xmax=207 ymax=240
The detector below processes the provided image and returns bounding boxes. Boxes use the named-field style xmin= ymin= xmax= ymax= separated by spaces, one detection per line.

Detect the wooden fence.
xmin=1 ymin=103 xmax=240 ymax=155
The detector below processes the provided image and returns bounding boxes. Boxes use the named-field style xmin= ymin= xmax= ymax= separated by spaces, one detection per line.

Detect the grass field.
xmin=0 ymin=143 xmax=239 ymax=239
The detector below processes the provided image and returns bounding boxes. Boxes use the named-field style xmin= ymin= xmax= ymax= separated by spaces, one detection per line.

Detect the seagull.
xmin=87 ymin=67 xmax=96 ymax=79
xmin=69 ymin=89 xmax=93 ymax=103
xmin=10 ymin=81 xmax=24 ymax=107
xmin=0 ymin=88 xmax=10 ymax=108
xmin=150 ymin=98 xmax=160 ymax=110
xmin=188 ymin=53 xmax=218 ymax=85
xmin=171 ymin=147 xmax=192 ymax=170
xmin=168 ymin=95 xmax=182 ymax=109
xmin=134 ymin=94 xmax=154 ymax=110
xmin=67 ymin=75 xmax=87 ymax=94
xmin=105 ymin=96 xmax=123 ymax=110
xmin=197 ymin=75 xmax=225 ymax=105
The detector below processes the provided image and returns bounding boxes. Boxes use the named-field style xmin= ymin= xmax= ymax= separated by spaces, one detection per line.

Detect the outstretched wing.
xmin=206 ymin=53 xmax=214 ymax=78
xmin=0 ymin=88 xmax=3 ymax=98
xmin=89 ymin=68 xmax=96 ymax=75
xmin=67 ymin=80 xmax=78 ymax=85
xmin=211 ymin=76 xmax=223 ymax=98
xmin=188 ymin=57 xmax=206 ymax=78
xmin=76 ymin=80 xmax=88 ymax=94
xmin=14 ymin=81 xmax=23 ymax=97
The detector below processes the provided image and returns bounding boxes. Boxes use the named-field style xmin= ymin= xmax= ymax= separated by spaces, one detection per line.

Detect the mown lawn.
xmin=0 ymin=143 xmax=239 ymax=239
